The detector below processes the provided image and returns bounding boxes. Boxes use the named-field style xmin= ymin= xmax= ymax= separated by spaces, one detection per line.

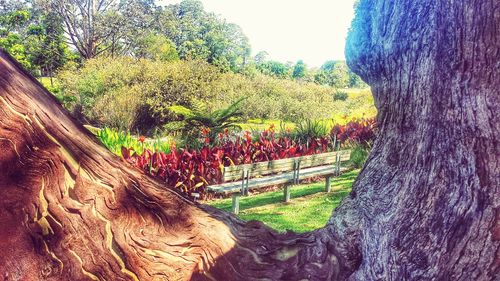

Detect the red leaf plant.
xmin=123 ymin=121 xmax=376 ymax=199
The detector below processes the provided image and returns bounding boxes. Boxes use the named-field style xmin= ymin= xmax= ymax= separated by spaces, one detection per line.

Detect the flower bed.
xmin=121 ymin=119 xmax=377 ymax=198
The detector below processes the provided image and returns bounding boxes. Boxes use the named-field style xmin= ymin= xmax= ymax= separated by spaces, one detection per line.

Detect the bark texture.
xmin=0 ymin=0 xmax=499 ymax=280
xmin=0 ymin=50 xmax=358 ymax=280
xmin=344 ymin=0 xmax=500 ymax=279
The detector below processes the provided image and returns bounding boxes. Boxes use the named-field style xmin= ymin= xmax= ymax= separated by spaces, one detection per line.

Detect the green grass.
xmin=237 ymin=119 xmax=295 ymax=131
xmin=330 ymin=88 xmax=377 ymax=124
xmin=205 ymin=169 xmax=359 ymax=233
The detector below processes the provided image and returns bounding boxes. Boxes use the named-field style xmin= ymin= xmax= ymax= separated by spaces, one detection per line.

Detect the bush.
xmin=118 ymin=119 xmax=377 ymax=198
xmin=333 ymin=90 xmax=348 ymax=101
xmin=330 ymin=89 xmax=376 ymax=123
xmin=349 ymin=145 xmax=369 ymax=168
xmin=293 ymin=119 xmax=330 ymax=143
xmin=96 ymin=127 xmax=172 ymax=156
xmin=331 ymin=118 xmax=377 ymax=147
xmin=57 ymin=57 xmax=224 ymax=132
xmin=57 ymin=56 xmax=147 ymax=130
xmin=56 ymin=56 xmax=347 ymax=132
xmin=122 ymin=126 xmax=333 ymax=198
xmin=169 ymin=98 xmax=244 ymax=149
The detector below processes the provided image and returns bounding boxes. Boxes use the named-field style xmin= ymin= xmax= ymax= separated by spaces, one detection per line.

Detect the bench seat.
xmin=206 ymin=150 xmax=351 ymax=214
xmin=208 ymin=165 xmax=348 ymax=194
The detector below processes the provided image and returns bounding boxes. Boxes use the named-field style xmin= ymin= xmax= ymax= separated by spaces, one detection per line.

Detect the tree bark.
xmin=0 ymin=1 xmax=498 ymax=280
xmin=344 ymin=0 xmax=499 ymax=279
xmin=0 ymin=49 xmax=359 ymax=280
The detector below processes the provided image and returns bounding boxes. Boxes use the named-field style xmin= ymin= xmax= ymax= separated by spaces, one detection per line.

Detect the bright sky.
xmin=160 ymin=0 xmax=357 ymax=68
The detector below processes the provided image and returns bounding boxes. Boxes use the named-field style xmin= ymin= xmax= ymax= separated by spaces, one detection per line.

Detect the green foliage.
xmin=134 ymin=33 xmax=179 ymax=61
xmin=169 ymin=98 xmax=244 ymax=148
xmin=256 ymin=60 xmax=291 ymax=79
xmin=0 ymin=33 xmax=31 ymax=69
xmin=0 ymin=7 xmax=33 ymax=70
xmin=317 ymin=60 xmax=350 ymax=88
xmin=57 ymin=56 xmax=148 ymax=130
xmin=31 ymin=12 xmax=68 ymax=78
xmin=293 ymin=119 xmax=330 ymax=143
xmin=2 ymin=9 xmax=30 ymax=28
xmin=0 ymin=4 xmax=72 ymax=75
xmin=292 ymin=60 xmax=306 ymax=79
xmin=58 ymin=57 xmax=231 ymax=131
xmin=179 ymin=39 xmax=210 ymax=61
xmin=96 ymin=127 xmax=171 ymax=156
xmin=158 ymin=0 xmax=251 ymax=72
xmin=330 ymin=89 xmax=376 ymax=123
xmin=348 ymin=69 xmax=368 ymax=88
xmin=333 ymin=90 xmax=348 ymax=101
xmin=57 ymin=56 xmax=352 ymax=132
xmin=349 ymin=145 xmax=369 ymax=168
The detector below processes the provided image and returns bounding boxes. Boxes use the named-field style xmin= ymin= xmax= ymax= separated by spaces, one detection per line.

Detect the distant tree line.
xmin=0 ymin=0 xmax=367 ymax=88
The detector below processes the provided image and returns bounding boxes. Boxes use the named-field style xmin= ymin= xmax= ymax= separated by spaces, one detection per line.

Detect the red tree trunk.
xmin=0 ymin=0 xmax=498 ymax=280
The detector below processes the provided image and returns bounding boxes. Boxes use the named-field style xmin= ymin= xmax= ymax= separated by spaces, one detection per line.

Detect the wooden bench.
xmin=207 ymin=150 xmax=351 ymax=214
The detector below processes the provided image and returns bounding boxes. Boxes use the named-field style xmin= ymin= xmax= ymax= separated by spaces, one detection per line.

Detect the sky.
xmin=160 ymin=0 xmax=357 ymax=68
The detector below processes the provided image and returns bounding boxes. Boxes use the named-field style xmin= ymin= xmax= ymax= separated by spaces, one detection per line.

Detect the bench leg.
xmin=284 ymin=185 xmax=291 ymax=203
xmin=325 ymin=176 xmax=331 ymax=193
xmin=232 ymin=193 xmax=240 ymax=215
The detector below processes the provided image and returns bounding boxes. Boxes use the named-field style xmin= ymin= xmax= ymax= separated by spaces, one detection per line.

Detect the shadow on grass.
xmin=207 ymin=169 xmax=359 ymax=212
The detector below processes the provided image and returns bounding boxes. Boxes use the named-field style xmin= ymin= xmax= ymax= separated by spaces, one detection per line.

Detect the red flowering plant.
xmin=330 ymin=118 xmax=378 ymax=148
xmin=121 ymin=121 xmax=376 ymax=199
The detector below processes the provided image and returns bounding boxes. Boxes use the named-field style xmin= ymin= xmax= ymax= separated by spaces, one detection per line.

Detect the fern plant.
xmin=169 ymin=98 xmax=245 ymax=148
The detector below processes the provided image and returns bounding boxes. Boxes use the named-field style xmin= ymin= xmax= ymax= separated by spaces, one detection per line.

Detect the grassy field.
xmin=237 ymin=89 xmax=375 ymax=131
xmin=331 ymin=88 xmax=376 ymax=124
xmin=205 ymin=169 xmax=359 ymax=233
xmin=236 ymin=119 xmax=296 ymax=131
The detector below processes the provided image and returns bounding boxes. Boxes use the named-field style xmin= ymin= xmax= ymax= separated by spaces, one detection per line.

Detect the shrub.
xmin=57 ymin=57 xmax=224 ymax=132
xmin=331 ymin=118 xmax=377 ymax=148
xmin=293 ymin=119 xmax=330 ymax=144
xmin=56 ymin=56 xmax=349 ymax=131
xmin=333 ymin=90 xmax=348 ymax=101
xmin=119 ymin=119 xmax=378 ymax=198
xmin=57 ymin=56 xmax=147 ymax=130
xmin=169 ymin=98 xmax=245 ymax=149
xmin=96 ymin=127 xmax=171 ymax=156
xmin=122 ymin=126 xmax=332 ymax=198
xmin=350 ymin=145 xmax=369 ymax=168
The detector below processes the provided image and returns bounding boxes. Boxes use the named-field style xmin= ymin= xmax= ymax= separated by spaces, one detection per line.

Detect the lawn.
xmin=205 ymin=169 xmax=359 ymax=233
xmin=236 ymin=118 xmax=295 ymax=131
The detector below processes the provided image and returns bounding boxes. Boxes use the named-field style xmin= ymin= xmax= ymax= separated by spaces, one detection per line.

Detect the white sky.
xmin=160 ymin=0 xmax=357 ymax=67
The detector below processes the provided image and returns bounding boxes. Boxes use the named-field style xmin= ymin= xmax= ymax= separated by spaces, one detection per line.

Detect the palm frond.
xmin=169 ymin=105 xmax=194 ymax=118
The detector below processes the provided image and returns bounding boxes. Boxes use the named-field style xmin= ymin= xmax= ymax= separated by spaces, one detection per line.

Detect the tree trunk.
xmin=0 ymin=1 xmax=498 ymax=281
xmin=0 ymin=49 xmax=359 ymax=280
xmin=344 ymin=0 xmax=499 ymax=279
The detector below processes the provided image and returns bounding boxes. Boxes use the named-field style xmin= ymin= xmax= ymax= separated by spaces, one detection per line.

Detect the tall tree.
xmin=157 ymin=0 xmax=250 ymax=72
xmin=292 ymin=59 xmax=306 ymax=79
xmin=31 ymin=12 xmax=67 ymax=83
xmin=0 ymin=4 xmax=33 ymax=70
xmin=253 ymin=50 xmax=268 ymax=64
xmin=315 ymin=60 xmax=350 ymax=88
xmin=257 ymin=60 xmax=291 ymax=79
xmin=0 ymin=2 xmax=70 ymax=75
xmin=46 ymin=0 xmax=156 ymax=59
xmin=0 ymin=1 xmax=497 ymax=280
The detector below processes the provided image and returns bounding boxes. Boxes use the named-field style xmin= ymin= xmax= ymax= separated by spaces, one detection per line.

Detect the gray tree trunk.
xmin=343 ymin=0 xmax=499 ymax=279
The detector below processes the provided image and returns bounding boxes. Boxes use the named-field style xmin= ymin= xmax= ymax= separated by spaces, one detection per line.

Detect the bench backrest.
xmin=222 ymin=150 xmax=351 ymax=182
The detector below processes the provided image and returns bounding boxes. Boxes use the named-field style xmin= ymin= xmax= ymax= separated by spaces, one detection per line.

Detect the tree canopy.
xmin=0 ymin=0 xmax=367 ymax=86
